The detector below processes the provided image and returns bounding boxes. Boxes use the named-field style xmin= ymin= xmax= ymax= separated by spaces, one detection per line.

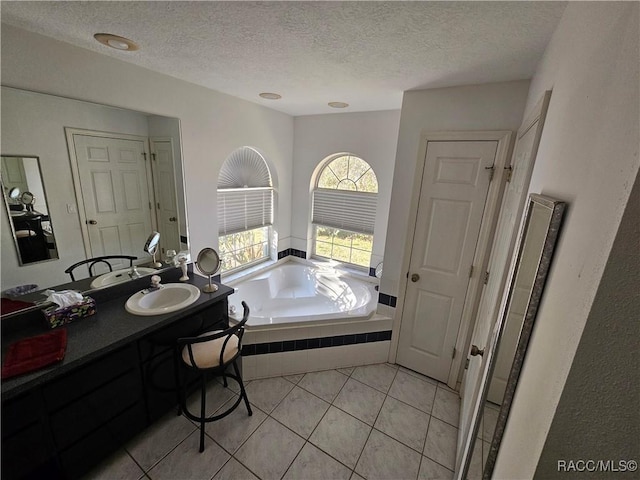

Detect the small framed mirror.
xmin=196 ymin=247 xmax=221 ymax=293
xmin=374 ymin=261 xmax=383 ymax=278
xmin=1 ymin=155 xmax=59 ymax=265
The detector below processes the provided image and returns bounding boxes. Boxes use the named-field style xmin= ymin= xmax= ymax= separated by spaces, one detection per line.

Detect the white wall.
xmin=493 ymin=3 xmax=639 ymax=478
xmin=383 ymin=80 xmax=530 ymax=297
xmin=1 ymin=24 xmax=293 ymax=289
xmin=292 ymin=110 xmax=401 ymax=268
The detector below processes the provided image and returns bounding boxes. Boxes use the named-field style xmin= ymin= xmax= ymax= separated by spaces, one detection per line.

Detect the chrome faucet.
xmin=128 ymin=265 xmax=141 ymax=279
xmin=142 ymin=275 xmax=163 ymax=294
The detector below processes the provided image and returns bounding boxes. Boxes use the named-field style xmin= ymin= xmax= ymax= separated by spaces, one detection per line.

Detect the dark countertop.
xmin=1 ymin=268 xmax=234 ymax=401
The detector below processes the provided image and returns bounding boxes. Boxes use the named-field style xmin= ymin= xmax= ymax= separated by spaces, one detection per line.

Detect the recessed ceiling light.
xmin=259 ymin=92 xmax=282 ymax=100
xmin=328 ymin=102 xmax=349 ymax=109
xmin=94 ymin=33 xmax=139 ymax=51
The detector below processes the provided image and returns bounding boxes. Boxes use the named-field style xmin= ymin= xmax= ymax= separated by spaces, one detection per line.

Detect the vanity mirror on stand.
xmin=196 ymin=248 xmax=221 ymax=293
xmin=456 ymin=194 xmax=566 ymax=479
xmin=144 ymin=232 xmax=163 ymax=268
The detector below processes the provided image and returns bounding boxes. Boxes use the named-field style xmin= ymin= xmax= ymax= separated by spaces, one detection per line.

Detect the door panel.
xmin=397 ymin=140 xmax=498 ymax=382
xmin=150 ymin=140 xmax=180 ymax=254
xmin=424 ymin=198 xmax=473 ymax=273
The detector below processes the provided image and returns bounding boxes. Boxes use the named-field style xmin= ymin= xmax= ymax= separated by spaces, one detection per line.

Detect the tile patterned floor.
xmin=85 ymin=363 xmax=459 ymax=480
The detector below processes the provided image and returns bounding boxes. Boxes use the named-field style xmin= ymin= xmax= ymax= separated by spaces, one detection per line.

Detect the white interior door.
xmin=396 ymin=140 xmax=498 ymax=382
xmin=150 ymin=138 xmax=180 ymax=255
xmin=72 ymin=133 xmax=154 ymax=270
xmin=456 ymin=91 xmax=551 ymax=466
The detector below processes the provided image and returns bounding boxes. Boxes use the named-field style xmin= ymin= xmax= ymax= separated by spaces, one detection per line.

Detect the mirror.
xmin=457 ymin=194 xmax=565 ymax=479
xmin=0 ymin=86 xmax=189 ymax=309
xmin=375 ymin=261 xmax=383 ymax=279
xmin=1 ymin=155 xmax=59 ymax=266
xmin=196 ymin=248 xmax=221 ymax=293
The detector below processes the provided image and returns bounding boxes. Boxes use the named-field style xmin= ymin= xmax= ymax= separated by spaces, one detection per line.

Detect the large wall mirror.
xmin=1 ymin=87 xmax=189 ymax=309
xmin=456 ymin=194 xmax=565 ymax=479
xmin=1 ymin=155 xmax=58 ymax=265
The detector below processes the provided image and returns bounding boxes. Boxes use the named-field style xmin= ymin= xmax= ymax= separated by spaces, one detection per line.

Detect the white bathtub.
xmin=227 ymin=261 xmax=377 ymax=327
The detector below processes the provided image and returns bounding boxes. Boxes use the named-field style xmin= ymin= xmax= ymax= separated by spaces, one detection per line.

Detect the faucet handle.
xmin=150 ymin=275 xmax=162 ymax=288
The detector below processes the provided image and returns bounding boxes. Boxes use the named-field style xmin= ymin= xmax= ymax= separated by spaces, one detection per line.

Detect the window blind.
xmin=218 ymin=187 xmax=273 ymax=235
xmin=312 ymin=189 xmax=377 ymax=235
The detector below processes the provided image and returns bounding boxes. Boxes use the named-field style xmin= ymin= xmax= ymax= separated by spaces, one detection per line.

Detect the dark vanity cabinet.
xmin=2 ymin=389 xmax=58 ymax=479
xmin=2 ymin=344 xmax=144 ymax=480
xmin=1 ymin=281 xmax=233 ymax=480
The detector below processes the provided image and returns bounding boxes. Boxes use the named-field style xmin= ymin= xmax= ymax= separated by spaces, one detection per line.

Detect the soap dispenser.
xmin=178 ymin=255 xmax=189 ymax=281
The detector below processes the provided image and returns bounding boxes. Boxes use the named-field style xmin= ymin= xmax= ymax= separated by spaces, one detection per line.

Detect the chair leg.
xmin=199 ymin=372 xmax=207 ymax=452
xmin=233 ymin=360 xmax=252 ymax=416
xmin=172 ymin=346 xmax=182 ymax=415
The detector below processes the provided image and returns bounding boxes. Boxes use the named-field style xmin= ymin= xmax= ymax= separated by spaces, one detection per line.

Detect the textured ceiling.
xmin=1 ymin=1 xmax=566 ymax=116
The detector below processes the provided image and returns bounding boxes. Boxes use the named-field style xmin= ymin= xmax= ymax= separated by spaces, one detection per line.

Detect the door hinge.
xmin=142 ymin=152 xmax=147 ymax=161
xmin=485 ymin=164 xmax=495 ymax=181
xmin=452 ymin=347 xmax=457 ymax=359
xmin=157 ymin=202 xmax=160 ymax=209
xmin=505 ymin=165 xmax=513 ymax=182
xmin=465 ymin=358 xmax=470 ymax=369
xmin=469 ymin=265 xmax=474 ymax=278
xmin=483 ymin=271 xmax=490 ymax=285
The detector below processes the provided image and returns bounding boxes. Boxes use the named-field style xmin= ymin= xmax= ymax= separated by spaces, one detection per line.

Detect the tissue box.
xmin=43 ymin=296 xmax=96 ymax=329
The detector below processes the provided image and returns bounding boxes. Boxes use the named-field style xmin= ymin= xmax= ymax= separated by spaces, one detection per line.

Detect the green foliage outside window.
xmin=314 ymin=226 xmax=372 ymax=268
xmin=219 ymin=226 xmax=269 ymax=273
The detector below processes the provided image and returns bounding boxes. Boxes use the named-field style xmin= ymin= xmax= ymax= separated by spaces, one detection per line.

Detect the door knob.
xmin=411 ymin=273 xmax=420 ymax=282
xmin=169 ymin=217 xmax=177 ymax=222
xmin=470 ymin=345 xmax=484 ymax=357
xmin=86 ymin=219 xmax=97 ymax=225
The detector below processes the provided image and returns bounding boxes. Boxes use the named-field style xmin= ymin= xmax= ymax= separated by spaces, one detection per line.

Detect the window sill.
xmin=221 ymin=258 xmax=279 ymax=285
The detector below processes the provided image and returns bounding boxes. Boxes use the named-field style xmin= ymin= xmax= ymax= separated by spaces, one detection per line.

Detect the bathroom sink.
xmin=125 ymin=283 xmax=201 ymax=316
xmin=90 ymin=267 xmax=157 ymax=288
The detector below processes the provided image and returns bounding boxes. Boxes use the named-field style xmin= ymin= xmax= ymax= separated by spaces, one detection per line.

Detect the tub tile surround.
xmin=86 ymin=363 xmax=459 ymax=480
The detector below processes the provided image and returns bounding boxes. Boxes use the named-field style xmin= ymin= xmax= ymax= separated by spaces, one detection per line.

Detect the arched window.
xmin=217 ymin=147 xmax=273 ymax=273
xmin=312 ymin=154 xmax=378 ymax=268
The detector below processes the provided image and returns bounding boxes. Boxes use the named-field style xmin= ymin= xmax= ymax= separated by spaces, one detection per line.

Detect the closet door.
xmin=397 ymin=139 xmax=498 ymax=383
xmin=456 ymin=91 xmax=552 ymax=474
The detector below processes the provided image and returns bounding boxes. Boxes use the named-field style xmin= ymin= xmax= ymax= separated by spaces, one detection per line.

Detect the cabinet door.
xmin=42 ymin=344 xmax=146 ymax=479
xmin=2 ymin=390 xmax=61 ymax=480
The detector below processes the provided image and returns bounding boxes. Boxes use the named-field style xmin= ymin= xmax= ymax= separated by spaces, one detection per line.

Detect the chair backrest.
xmin=179 ymin=301 xmax=250 ymax=369
xmin=64 ymin=255 xmax=138 ymax=281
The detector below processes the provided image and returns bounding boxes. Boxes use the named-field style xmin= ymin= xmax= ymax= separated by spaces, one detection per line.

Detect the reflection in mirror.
xmin=144 ymin=231 xmax=162 ymax=267
xmin=1 ymin=156 xmax=59 ymax=265
xmin=375 ymin=261 xmax=383 ymax=279
xmin=196 ymin=248 xmax=221 ymax=293
xmin=457 ymin=194 xmax=565 ymax=480
xmin=1 ymin=87 xmax=189 ymax=308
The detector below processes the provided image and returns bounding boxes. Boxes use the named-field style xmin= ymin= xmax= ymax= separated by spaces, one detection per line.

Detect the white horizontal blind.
xmin=218 ymin=187 xmax=273 ymax=235
xmin=312 ymin=189 xmax=377 ymax=234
